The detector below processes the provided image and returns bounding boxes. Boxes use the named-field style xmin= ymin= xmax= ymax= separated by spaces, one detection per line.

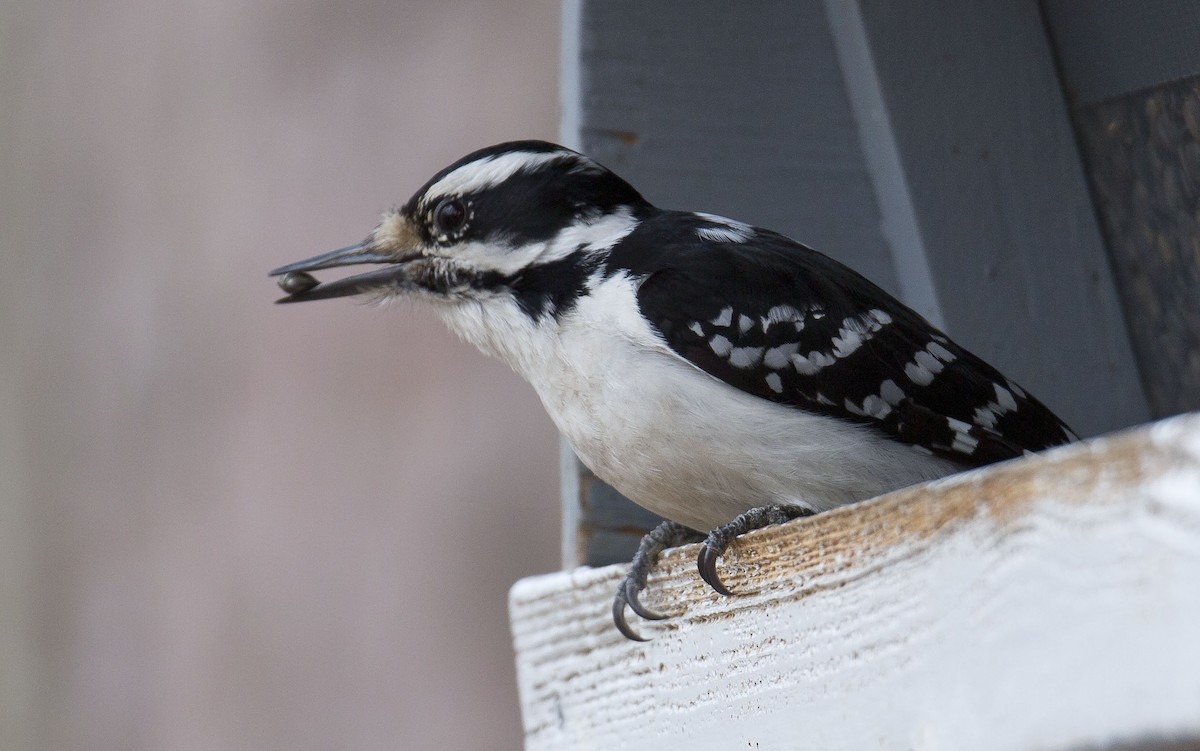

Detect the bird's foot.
xmin=697 ymin=505 xmax=815 ymax=595
xmin=613 ymin=520 xmax=704 ymax=641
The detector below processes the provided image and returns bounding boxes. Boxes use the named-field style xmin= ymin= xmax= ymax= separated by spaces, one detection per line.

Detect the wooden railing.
xmin=510 ymin=413 xmax=1200 ymax=750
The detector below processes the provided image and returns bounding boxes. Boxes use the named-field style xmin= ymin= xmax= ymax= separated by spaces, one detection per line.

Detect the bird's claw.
xmin=622 ymin=576 xmax=669 ymax=621
xmin=696 ymin=505 xmax=816 ymax=597
xmin=611 ymin=508 xmax=813 ymax=638
xmin=697 ymin=537 xmax=735 ymax=595
xmin=612 ymin=592 xmax=649 ymax=641
xmin=613 ymin=576 xmax=669 ymax=641
xmin=612 ymin=520 xmax=704 ymax=641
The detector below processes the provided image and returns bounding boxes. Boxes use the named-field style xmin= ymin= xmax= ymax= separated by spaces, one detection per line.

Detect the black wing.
xmin=612 ymin=212 xmax=1076 ymax=468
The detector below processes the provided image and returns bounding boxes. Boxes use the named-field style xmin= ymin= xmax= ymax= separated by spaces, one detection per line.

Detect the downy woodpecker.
xmin=270 ymin=141 xmax=1075 ymax=640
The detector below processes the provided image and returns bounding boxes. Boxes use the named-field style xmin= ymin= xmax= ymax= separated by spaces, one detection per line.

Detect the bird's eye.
xmin=433 ymin=198 xmax=468 ymax=236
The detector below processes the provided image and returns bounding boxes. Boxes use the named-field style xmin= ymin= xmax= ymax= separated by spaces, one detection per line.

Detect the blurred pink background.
xmin=1 ymin=1 xmax=562 ymax=748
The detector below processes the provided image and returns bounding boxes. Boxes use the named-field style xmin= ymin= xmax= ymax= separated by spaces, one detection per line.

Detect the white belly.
xmin=439 ymin=277 xmax=962 ymax=532
xmin=532 ymin=300 xmax=959 ymax=531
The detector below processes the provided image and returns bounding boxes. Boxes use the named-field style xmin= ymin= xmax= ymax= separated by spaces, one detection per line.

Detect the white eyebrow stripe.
xmin=424 ymin=150 xmax=580 ymax=201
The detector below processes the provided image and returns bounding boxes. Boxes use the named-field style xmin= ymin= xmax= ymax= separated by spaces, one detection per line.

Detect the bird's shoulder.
xmin=603 ymin=210 xmax=1075 ymax=467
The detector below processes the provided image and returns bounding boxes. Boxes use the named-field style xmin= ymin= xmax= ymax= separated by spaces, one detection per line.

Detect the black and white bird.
xmin=270 ymin=140 xmax=1076 ymax=640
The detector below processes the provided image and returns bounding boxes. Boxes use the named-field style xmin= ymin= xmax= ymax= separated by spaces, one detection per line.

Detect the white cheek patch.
xmin=448 ymin=208 xmax=639 ymax=277
xmin=539 ymin=208 xmax=639 ymax=261
xmin=449 ymin=239 xmax=526 ymax=275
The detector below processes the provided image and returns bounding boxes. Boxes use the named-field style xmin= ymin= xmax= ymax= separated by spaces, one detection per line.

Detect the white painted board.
xmin=511 ymin=414 xmax=1200 ymax=750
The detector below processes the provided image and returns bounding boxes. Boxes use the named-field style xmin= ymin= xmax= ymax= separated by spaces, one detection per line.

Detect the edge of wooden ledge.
xmin=512 ymin=411 xmax=1200 ymax=624
xmin=508 ymin=413 xmax=1200 ymax=750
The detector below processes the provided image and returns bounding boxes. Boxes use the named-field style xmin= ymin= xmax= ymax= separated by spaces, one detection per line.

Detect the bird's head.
xmin=270 ymin=141 xmax=648 ymax=318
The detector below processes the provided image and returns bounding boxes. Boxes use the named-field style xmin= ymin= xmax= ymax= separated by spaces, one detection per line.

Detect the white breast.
xmin=440 ymin=274 xmax=961 ymax=532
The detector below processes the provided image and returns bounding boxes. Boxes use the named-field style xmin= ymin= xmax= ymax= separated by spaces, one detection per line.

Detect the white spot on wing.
xmin=832 ymin=327 xmax=865 ymax=358
xmin=952 ymin=432 xmax=979 ymax=454
xmin=738 ymin=314 xmax=754 ymax=334
xmin=862 ymin=395 xmax=891 ymax=419
xmin=845 ymin=394 xmax=891 ymax=420
xmin=711 ymin=307 xmax=733 ymax=328
xmin=927 ymin=341 xmax=955 ymax=362
xmin=765 ymin=372 xmax=783 ymax=393
xmin=905 ymin=361 xmax=935 ymax=386
xmin=974 ymin=406 xmax=998 ymax=429
xmin=880 ymin=379 xmax=906 ymax=405
xmin=993 ymin=383 xmax=1018 ymax=412
xmin=946 ymin=416 xmax=970 ymax=433
xmin=709 ymin=335 xmax=733 ymax=357
xmin=792 ymin=351 xmax=836 ymax=375
xmin=907 ymin=362 xmax=936 ymax=386
xmin=914 ymin=349 xmax=945 ymax=376
xmin=763 ymin=342 xmax=800 ymax=369
xmin=946 ymin=417 xmax=979 ymax=455
xmin=729 ymin=346 xmax=764 ymax=369
xmin=688 ymin=321 xmax=704 ymax=337
xmin=973 ymin=382 xmax=1018 ymax=431
xmin=794 ymin=309 xmax=893 ymax=372
xmin=762 ymin=304 xmax=805 ymax=332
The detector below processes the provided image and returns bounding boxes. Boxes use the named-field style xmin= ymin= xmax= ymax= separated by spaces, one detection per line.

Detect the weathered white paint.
xmin=511 ymin=413 xmax=1200 ymax=750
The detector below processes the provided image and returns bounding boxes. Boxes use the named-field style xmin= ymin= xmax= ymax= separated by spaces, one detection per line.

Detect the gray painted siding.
xmin=856 ymin=0 xmax=1147 ymax=436
xmin=1044 ymin=0 xmax=1200 ymax=417
xmin=563 ymin=0 xmax=1151 ymax=565
xmin=578 ymin=0 xmax=901 ymax=295
xmin=1043 ymin=0 xmax=1200 ymax=103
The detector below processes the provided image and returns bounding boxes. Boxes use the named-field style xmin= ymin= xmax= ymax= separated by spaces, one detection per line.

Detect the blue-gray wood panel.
xmin=565 ymin=0 xmax=1150 ymax=565
xmin=572 ymin=0 xmax=902 ymax=566
xmin=1044 ymin=0 xmax=1200 ymax=417
xmin=857 ymin=0 xmax=1148 ymax=436
xmin=578 ymin=0 xmax=901 ymax=296
xmin=1043 ymin=0 xmax=1200 ymax=104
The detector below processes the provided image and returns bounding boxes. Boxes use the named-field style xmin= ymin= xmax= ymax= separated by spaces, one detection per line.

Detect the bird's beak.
xmin=269 ymin=240 xmax=417 ymax=304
